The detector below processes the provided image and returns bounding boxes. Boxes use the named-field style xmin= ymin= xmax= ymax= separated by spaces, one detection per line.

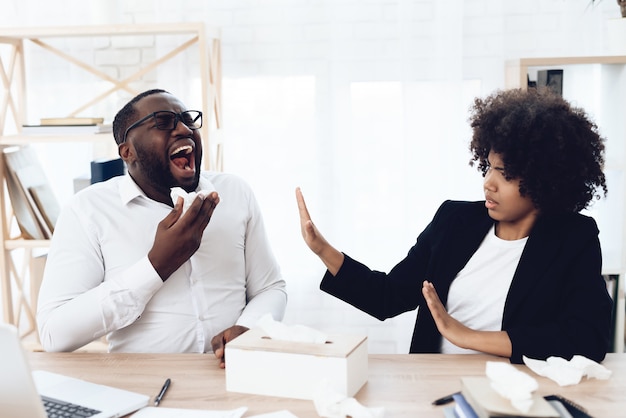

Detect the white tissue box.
xmin=225 ymin=328 xmax=368 ymax=400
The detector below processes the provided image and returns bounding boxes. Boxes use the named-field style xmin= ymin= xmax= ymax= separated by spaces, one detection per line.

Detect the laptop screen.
xmin=0 ymin=323 xmax=149 ymax=418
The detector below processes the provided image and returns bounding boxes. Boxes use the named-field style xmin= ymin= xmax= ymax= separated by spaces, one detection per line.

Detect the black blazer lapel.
xmin=435 ymin=203 xmax=494 ymax=301
xmin=503 ymin=218 xmax=560 ymax=323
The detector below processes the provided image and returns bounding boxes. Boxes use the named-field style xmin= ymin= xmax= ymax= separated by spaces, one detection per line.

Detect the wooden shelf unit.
xmin=0 ymin=23 xmax=222 ymax=338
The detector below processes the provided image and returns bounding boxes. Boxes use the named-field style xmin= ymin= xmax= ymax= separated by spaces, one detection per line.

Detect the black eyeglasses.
xmin=122 ymin=110 xmax=203 ymax=143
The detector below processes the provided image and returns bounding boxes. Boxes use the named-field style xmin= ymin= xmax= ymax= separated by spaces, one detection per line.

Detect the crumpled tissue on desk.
xmin=485 ymin=361 xmax=539 ymax=413
xmin=313 ymin=385 xmax=385 ymax=418
xmin=523 ymin=355 xmax=612 ymax=386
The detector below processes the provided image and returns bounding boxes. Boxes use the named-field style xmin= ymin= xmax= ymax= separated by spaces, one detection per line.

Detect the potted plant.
xmin=619 ymin=0 xmax=626 ymax=18
xmin=589 ymin=0 xmax=626 ymax=17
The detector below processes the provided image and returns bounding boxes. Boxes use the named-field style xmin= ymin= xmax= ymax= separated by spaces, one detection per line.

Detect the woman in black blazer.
xmin=296 ymin=88 xmax=613 ymax=364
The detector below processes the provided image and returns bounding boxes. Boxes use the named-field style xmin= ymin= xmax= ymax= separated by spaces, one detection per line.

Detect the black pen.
xmin=432 ymin=391 xmax=460 ymax=406
xmin=154 ymin=378 xmax=171 ymax=407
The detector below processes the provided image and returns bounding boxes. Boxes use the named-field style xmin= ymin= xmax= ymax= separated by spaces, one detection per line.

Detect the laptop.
xmin=0 ymin=322 xmax=149 ymax=418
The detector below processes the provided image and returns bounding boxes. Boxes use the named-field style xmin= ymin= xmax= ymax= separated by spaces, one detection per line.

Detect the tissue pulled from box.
xmin=314 ymin=385 xmax=384 ymax=418
xmin=486 ymin=361 xmax=538 ymax=413
xmin=256 ymin=313 xmax=328 ymax=344
xmin=523 ymin=355 xmax=612 ymax=386
xmin=170 ymin=186 xmax=215 ymax=216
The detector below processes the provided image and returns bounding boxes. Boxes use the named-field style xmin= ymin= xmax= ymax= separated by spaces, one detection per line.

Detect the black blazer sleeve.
xmin=320 ymin=200 xmax=493 ymax=353
xmin=320 ymin=200 xmax=487 ymax=319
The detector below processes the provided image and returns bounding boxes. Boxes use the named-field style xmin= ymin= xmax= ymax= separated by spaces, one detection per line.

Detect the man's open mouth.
xmin=170 ymin=144 xmax=194 ymax=171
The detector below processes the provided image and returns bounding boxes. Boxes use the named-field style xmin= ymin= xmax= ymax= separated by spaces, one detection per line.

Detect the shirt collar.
xmin=119 ymin=175 xmax=145 ymax=206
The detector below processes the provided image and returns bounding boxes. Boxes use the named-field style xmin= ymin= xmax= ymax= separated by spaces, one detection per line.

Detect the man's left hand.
xmin=210 ymin=325 xmax=249 ymax=368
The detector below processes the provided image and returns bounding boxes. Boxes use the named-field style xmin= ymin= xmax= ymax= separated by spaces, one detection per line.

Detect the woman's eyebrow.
xmin=486 ymin=159 xmax=504 ymax=170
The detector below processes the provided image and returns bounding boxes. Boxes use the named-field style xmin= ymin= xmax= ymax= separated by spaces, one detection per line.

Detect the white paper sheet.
xmin=132 ymin=406 xmax=247 ymax=418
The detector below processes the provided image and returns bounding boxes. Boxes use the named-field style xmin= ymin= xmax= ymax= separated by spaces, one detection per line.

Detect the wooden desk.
xmin=28 ymin=352 xmax=626 ymax=417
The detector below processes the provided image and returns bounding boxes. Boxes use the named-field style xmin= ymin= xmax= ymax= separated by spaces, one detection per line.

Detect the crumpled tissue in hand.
xmin=523 ymin=355 xmax=612 ymax=386
xmin=170 ymin=186 xmax=215 ymax=216
xmin=486 ymin=361 xmax=538 ymax=413
xmin=256 ymin=313 xmax=328 ymax=344
xmin=313 ymin=385 xmax=384 ymax=418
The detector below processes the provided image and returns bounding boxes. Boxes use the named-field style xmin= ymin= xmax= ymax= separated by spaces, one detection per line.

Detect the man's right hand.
xmin=148 ymin=191 xmax=220 ymax=280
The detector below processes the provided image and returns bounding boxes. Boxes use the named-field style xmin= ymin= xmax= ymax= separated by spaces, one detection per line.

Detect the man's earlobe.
xmin=118 ymin=143 xmax=132 ymax=161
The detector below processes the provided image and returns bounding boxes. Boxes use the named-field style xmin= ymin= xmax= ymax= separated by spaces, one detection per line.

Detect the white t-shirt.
xmin=37 ymin=173 xmax=286 ymax=353
xmin=440 ymin=225 xmax=527 ymax=354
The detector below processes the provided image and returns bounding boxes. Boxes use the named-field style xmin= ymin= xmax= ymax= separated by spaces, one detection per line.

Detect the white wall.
xmin=1 ymin=0 xmax=623 ymax=353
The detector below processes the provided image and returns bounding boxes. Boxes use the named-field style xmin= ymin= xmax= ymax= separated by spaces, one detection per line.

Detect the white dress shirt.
xmin=37 ymin=172 xmax=286 ymax=353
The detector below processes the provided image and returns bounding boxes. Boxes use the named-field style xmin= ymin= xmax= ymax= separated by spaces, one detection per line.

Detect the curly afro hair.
xmin=469 ymin=88 xmax=607 ymax=215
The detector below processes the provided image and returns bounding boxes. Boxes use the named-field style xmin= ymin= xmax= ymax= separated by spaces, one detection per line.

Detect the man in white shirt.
xmin=37 ymin=89 xmax=286 ymax=367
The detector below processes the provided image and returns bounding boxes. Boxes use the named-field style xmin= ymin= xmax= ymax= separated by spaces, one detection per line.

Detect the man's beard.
xmin=135 ymin=146 xmax=200 ymax=193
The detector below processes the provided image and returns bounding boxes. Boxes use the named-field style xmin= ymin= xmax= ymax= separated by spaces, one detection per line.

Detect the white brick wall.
xmin=0 ymin=0 xmax=623 ymax=354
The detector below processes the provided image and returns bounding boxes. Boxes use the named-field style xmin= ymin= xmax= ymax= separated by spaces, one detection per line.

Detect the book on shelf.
xmin=459 ymin=377 xmax=559 ymax=418
xmin=20 ymin=123 xmax=112 ymax=135
xmin=2 ymin=146 xmax=60 ymax=240
xmin=3 ymin=155 xmax=48 ymax=240
xmin=40 ymin=116 xmax=104 ymax=126
xmin=536 ymin=69 xmax=563 ymax=97
xmin=28 ymin=184 xmax=60 ymax=234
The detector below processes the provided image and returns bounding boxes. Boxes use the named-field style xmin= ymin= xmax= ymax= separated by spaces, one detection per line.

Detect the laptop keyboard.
xmin=41 ymin=395 xmax=101 ymax=418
